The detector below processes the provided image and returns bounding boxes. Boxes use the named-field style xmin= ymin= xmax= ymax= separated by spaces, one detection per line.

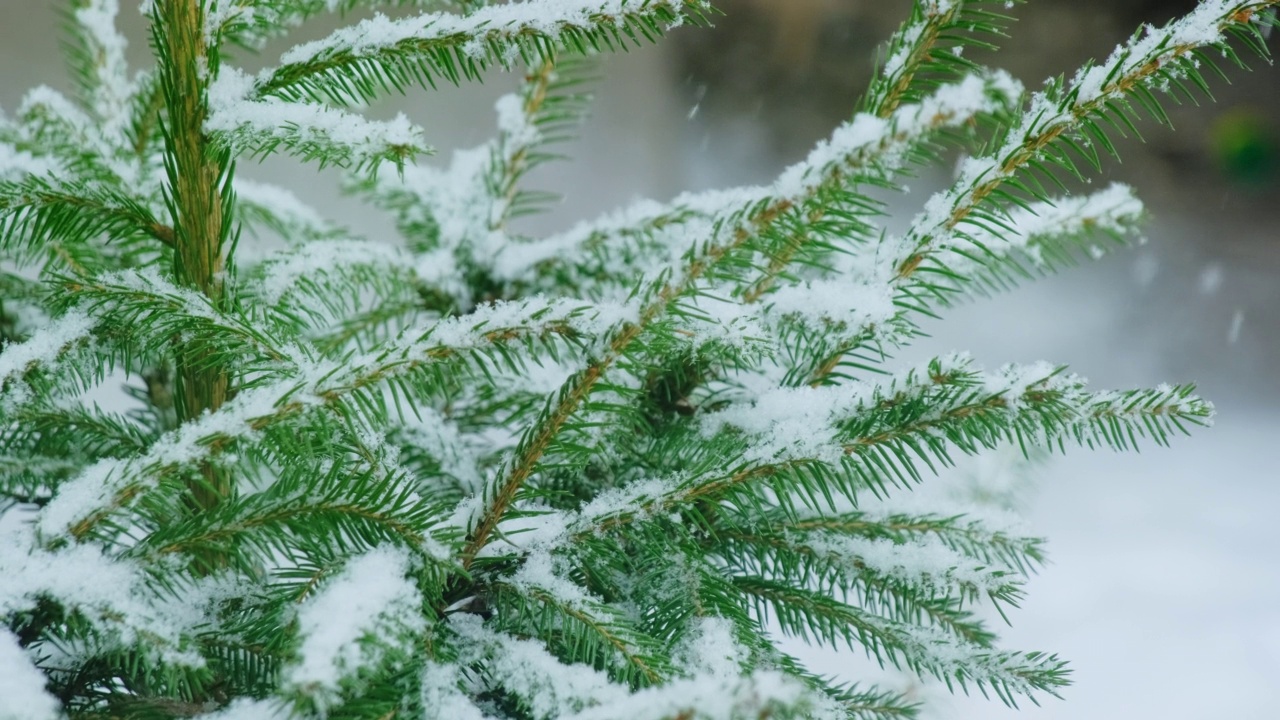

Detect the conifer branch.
xmin=254 ymin=0 xmax=713 ymax=106
xmin=894 ymin=0 xmax=1279 ymax=284
xmin=60 ymin=268 xmax=290 ymax=364
xmin=733 ymin=577 xmax=1069 ymax=703
xmin=786 ymin=512 xmax=1046 ymax=575
xmin=207 ymin=67 xmax=432 ymax=172
xmin=462 ymin=187 xmax=806 ymax=566
xmin=867 ymin=0 xmax=966 ymax=118
xmin=211 ymin=0 xmax=486 ymax=48
xmin=489 ymin=55 xmax=593 ymax=229
xmin=489 ymin=582 xmax=668 ymax=686
xmin=0 ymin=177 xmax=173 ymax=253
xmin=515 ymin=71 xmax=1019 ymax=295
xmin=459 ymin=78 xmax=1021 ymax=527
xmin=136 ymin=464 xmax=449 ymax=567
xmin=235 ymin=178 xmax=345 ymax=244
xmin=717 ymin=528 xmax=1007 ymax=646
xmin=62 ymin=0 xmax=136 ymax=140
xmin=866 ymin=1 xmax=1021 ymax=119
xmin=0 ymin=310 xmax=96 ymax=410
xmin=808 ymin=1 xmax=1278 ymax=385
xmin=42 ymin=300 xmax=615 ymax=540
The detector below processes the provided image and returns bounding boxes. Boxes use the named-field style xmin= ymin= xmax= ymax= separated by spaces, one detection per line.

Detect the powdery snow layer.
xmin=287 ymin=546 xmax=426 ymax=700
xmin=207 ymin=67 xmax=428 ymax=167
xmin=0 ymin=310 xmax=96 ymax=412
xmin=0 ymin=628 xmax=60 ymax=720
xmin=72 ymin=0 xmax=132 ymax=138
xmin=276 ymin=0 xmax=708 ymax=67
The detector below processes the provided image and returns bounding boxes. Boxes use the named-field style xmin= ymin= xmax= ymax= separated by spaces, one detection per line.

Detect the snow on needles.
xmin=561 ymin=671 xmax=811 ymax=720
xmin=774 ymin=71 xmax=1022 ymax=200
xmin=1071 ymin=0 xmax=1242 ymax=106
xmin=35 ymin=379 xmax=291 ymax=537
xmin=804 ymin=531 xmax=1013 ymax=596
xmin=930 ymin=182 xmax=1145 ymax=274
xmin=234 ymin=177 xmax=334 ymax=242
xmin=72 ymin=0 xmax=133 ymax=139
xmin=447 ymin=612 xmax=816 ymax=720
xmin=896 ymin=3 xmax=1251 ymax=280
xmin=0 ymin=309 xmax=95 ymax=413
xmin=254 ymin=239 xmax=411 ymax=303
xmin=496 ymin=71 xmax=1022 ymax=288
xmin=0 ymin=142 xmax=62 ymax=181
xmin=701 ymin=383 xmax=871 ymax=464
xmin=448 ymin=613 xmax=629 ymax=719
xmin=0 ymin=629 xmax=59 ymax=720
xmin=207 ymin=67 xmax=428 ymax=168
xmin=277 ymin=0 xmax=709 ymax=67
xmin=880 ymin=1 xmax=959 ymax=83
xmin=414 ymin=295 xmax=637 ymax=350
xmin=286 ymin=546 xmax=425 ymax=704
xmin=0 ymin=518 xmax=221 ymax=668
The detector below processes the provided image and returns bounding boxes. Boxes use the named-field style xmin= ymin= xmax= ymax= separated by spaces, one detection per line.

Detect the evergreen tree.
xmin=0 ymin=0 xmax=1269 ymax=718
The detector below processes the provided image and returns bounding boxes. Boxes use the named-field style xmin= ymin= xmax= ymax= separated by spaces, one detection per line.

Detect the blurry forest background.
xmin=1 ymin=1 xmax=1276 ymax=718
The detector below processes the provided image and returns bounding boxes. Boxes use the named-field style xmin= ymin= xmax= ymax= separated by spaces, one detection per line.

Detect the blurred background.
xmin=1 ymin=1 xmax=1277 ymax=718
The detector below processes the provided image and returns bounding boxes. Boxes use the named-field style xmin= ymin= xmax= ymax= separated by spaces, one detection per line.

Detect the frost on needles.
xmin=0 ymin=0 xmax=1265 ymax=718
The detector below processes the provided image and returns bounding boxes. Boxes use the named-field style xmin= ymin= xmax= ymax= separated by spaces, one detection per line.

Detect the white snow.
xmin=72 ymin=0 xmax=133 ymax=138
xmin=1071 ymin=0 xmax=1238 ymax=106
xmin=0 ymin=309 xmax=95 ymax=412
xmin=234 ymin=177 xmax=333 ymax=241
xmin=676 ymin=616 xmax=745 ymax=679
xmin=0 ymin=629 xmax=60 ymax=720
xmin=1 ymin=2 xmax=1271 ymax=717
xmin=191 ymin=698 xmax=290 ymax=720
xmin=562 ymin=671 xmax=810 ymax=720
xmin=897 ymin=3 xmax=1248 ymax=286
xmin=507 ymin=548 xmax=596 ymax=608
xmin=805 ymin=531 xmax=1014 ymax=595
xmin=0 ymin=515 xmax=221 ymax=666
xmin=420 ymin=663 xmax=492 ymax=720
xmin=495 ymin=92 xmax=541 ymax=151
xmin=207 ymin=67 xmax=428 ymax=168
xmin=35 ymin=377 xmax=293 ymax=536
xmin=934 ymin=183 xmax=1144 ymax=276
xmin=277 ymin=0 xmax=709 ymax=68
xmin=578 ymin=476 xmax=679 ymax=525
xmin=1228 ymin=307 xmax=1245 ymax=344
xmin=775 ymin=72 xmax=1023 ymax=202
xmin=701 ymin=383 xmax=868 ymax=464
xmin=0 ymin=142 xmax=62 ymax=181
xmin=448 ymin=613 xmax=629 ymax=720
xmin=397 ymin=408 xmax=485 ymax=493
xmin=372 ymin=143 xmax=504 ymax=300
xmin=1198 ymin=262 xmax=1224 ymax=295
xmin=410 ymin=296 xmax=636 ymax=350
xmin=32 ymin=292 xmax=630 ymax=538
xmin=286 ymin=546 xmax=426 ymax=701
xmin=498 ymin=71 xmax=1022 ymax=291
xmin=762 ymin=278 xmax=896 ymax=335
xmin=254 ymin=239 xmax=409 ymax=303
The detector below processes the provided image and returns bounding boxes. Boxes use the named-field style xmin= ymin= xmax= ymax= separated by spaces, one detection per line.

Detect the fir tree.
xmin=0 ymin=1 xmax=1270 ymax=718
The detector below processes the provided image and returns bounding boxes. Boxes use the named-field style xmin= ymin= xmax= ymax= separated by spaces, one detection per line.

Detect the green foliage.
xmin=0 ymin=1 xmax=1268 ymax=719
